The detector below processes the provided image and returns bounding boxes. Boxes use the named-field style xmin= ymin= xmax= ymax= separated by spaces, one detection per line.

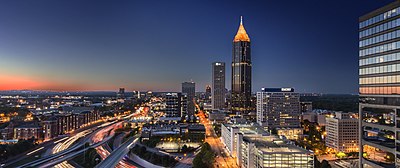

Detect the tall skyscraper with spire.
xmin=231 ymin=16 xmax=252 ymax=115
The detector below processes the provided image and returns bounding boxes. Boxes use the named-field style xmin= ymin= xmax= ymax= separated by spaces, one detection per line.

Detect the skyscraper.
xmin=212 ymin=62 xmax=225 ymax=110
xmin=117 ymin=88 xmax=125 ymax=98
xmin=231 ymin=16 xmax=252 ymax=115
xmin=182 ymin=82 xmax=195 ymax=117
xmin=359 ymin=1 xmax=400 ymax=167
xmin=256 ymin=88 xmax=300 ymax=129
xmin=205 ymin=85 xmax=212 ymax=101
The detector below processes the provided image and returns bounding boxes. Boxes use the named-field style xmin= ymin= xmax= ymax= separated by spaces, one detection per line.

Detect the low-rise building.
xmin=221 ymin=123 xmax=313 ymax=167
xmin=238 ymin=133 xmax=314 ymax=168
xmin=141 ymin=123 xmax=205 ymax=143
xmin=208 ymin=110 xmax=227 ymax=123
xmin=276 ymin=127 xmax=303 ymax=140
xmin=325 ymin=112 xmax=359 ymax=153
xmin=14 ymin=122 xmax=42 ymax=141
xmin=300 ymin=102 xmax=312 ymax=113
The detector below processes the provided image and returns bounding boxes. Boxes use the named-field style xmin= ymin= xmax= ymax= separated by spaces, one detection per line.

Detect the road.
xmin=2 ymin=120 xmax=106 ymax=168
xmin=93 ymin=121 xmax=137 ymax=168
xmin=113 ymin=132 xmax=127 ymax=150
xmin=1 ymin=136 xmax=65 ymax=167
xmin=196 ymin=104 xmax=238 ymax=168
xmin=95 ymin=106 xmax=148 ymax=168
xmin=95 ymin=135 xmax=139 ymax=168
xmin=16 ymin=121 xmax=119 ymax=168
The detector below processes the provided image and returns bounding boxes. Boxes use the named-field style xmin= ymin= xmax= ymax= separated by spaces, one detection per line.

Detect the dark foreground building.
xmin=359 ymin=1 xmax=400 ymax=167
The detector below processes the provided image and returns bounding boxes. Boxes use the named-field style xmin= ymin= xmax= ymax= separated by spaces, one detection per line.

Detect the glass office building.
xmin=212 ymin=62 xmax=226 ymax=110
xmin=359 ymin=1 xmax=400 ymax=167
xmin=231 ymin=16 xmax=252 ymax=115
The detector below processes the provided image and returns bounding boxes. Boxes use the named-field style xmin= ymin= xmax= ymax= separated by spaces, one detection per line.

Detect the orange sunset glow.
xmin=0 ymin=75 xmax=46 ymax=90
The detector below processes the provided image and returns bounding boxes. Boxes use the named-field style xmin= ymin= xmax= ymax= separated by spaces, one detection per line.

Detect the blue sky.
xmin=0 ymin=0 xmax=394 ymax=93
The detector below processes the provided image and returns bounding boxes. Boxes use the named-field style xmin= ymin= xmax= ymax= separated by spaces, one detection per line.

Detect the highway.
xmin=16 ymin=121 xmax=119 ymax=168
xmin=94 ymin=106 xmax=147 ymax=168
xmin=93 ymin=121 xmax=136 ymax=168
xmin=1 ymin=136 xmax=64 ymax=168
xmin=52 ymin=130 xmax=93 ymax=168
xmin=196 ymin=104 xmax=238 ymax=168
xmin=95 ymin=135 xmax=139 ymax=168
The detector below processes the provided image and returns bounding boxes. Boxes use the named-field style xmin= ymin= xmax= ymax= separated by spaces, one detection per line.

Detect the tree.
xmin=193 ymin=156 xmax=207 ymax=168
xmin=193 ymin=142 xmax=215 ymax=168
xmin=181 ymin=144 xmax=188 ymax=152
xmin=321 ymin=160 xmax=331 ymax=168
xmin=314 ymin=156 xmax=321 ymax=168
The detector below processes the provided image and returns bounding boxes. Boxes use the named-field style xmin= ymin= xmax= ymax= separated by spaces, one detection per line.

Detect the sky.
xmin=0 ymin=0 xmax=395 ymax=93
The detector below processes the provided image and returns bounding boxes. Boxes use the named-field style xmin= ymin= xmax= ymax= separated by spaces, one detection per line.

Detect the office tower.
xmin=212 ymin=62 xmax=226 ymax=110
xmin=165 ymin=92 xmax=187 ymax=118
xmin=359 ymin=1 xmax=400 ymax=167
xmin=256 ymin=88 xmax=300 ymax=129
xmin=117 ymin=88 xmax=125 ymax=98
xmin=326 ymin=112 xmax=359 ymax=153
xmin=182 ymin=82 xmax=195 ymax=117
xmin=231 ymin=16 xmax=252 ymax=115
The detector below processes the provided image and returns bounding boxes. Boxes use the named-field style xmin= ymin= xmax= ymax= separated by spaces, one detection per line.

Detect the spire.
xmin=234 ymin=16 xmax=250 ymax=42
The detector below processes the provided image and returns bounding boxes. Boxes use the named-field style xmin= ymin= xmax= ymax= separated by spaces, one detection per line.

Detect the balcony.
xmin=362 ymin=121 xmax=395 ymax=132
xmin=362 ymin=158 xmax=395 ymax=168
xmin=362 ymin=137 xmax=395 ymax=153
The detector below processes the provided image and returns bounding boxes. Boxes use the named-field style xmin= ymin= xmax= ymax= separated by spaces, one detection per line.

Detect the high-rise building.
xmin=256 ymin=88 xmax=300 ymax=129
xmin=117 ymin=88 xmax=125 ymax=98
xmin=206 ymin=85 xmax=211 ymax=96
xmin=133 ymin=90 xmax=140 ymax=99
xmin=326 ymin=112 xmax=359 ymax=153
xmin=231 ymin=16 xmax=252 ymax=115
xmin=359 ymin=1 xmax=400 ymax=167
xmin=164 ymin=92 xmax=187 ymax=118
xmin=182 ymin=82 xmax=195 ymax=117
xmin=212 ymin=62 xmax=226 ymax=110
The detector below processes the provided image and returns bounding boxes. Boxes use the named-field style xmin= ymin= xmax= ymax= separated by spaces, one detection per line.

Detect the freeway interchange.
xmin=2 ymin=107 xmax=147 ymax=168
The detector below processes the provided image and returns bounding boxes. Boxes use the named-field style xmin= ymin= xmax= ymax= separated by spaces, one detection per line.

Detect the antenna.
xmin=240 ymin=16 xmax=243 ymax=25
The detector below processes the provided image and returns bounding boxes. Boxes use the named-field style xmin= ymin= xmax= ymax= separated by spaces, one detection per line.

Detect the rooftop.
xmin=243 ymin=135 xmax=313 ymax=154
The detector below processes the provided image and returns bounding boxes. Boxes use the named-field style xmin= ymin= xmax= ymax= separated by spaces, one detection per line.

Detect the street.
xmin=196 ymin=104 xmax=238 ymax=168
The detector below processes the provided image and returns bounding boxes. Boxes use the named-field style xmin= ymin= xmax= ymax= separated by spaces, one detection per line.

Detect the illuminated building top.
xmin=233 ymin=16 xmax=250 ymax=42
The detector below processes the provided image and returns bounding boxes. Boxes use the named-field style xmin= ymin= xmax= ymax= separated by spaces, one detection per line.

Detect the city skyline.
xmin=0 ymin=0 xmax=395 ymax=93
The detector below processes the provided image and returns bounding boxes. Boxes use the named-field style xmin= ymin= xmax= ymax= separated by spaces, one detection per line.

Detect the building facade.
xmin=221 ymin=123 xmax=313 ymax=168
xmin=14 ymin=123 xmax=42 ymax=141
xmin=325 ymin=112 xmax=359 ymax=153
xmin=256 ymin=88 xmax=301 ymax=129
xmin=231 ymin=17 xmax=252 ymax=115
xmin=205 ymin=85 xmax=212 ymax=100
xmin=276 ymin=127 xmax=303 ymax=140
xmin=117 ymin=88 xmax=125 ymax=99
xmin=300 ymin=102 xmax=313 ymax=113
xmin=359 ymin=1 xmax=400 ymax=167
xmin=182 ymin=82 xmax=195 ymax=117
xmin=238 ymin=134 xmax=314 ymax=168
xmin=164 ymin=92 xmax=187 ymax=119
xmin=212 ymin=62 xmax=226 ymax=110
